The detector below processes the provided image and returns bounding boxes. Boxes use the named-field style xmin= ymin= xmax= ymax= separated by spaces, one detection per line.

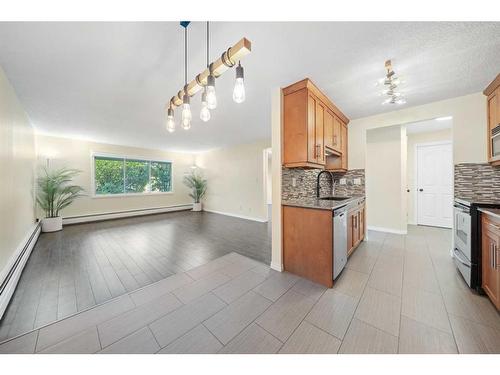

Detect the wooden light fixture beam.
xmin=166 ymin=37 xmax=252 ymax=109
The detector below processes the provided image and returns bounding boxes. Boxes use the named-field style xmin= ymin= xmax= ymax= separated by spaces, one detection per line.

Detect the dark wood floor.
xmin=0 ymin=210 xmax=271 ymax=342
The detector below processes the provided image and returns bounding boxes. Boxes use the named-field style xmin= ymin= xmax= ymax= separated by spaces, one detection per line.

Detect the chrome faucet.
xmin=316 ymin=170 xmax=333 ymax=198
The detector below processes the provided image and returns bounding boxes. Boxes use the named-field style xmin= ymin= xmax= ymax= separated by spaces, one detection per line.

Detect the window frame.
xmin=90 ymin=151 xmax=174 ymax=198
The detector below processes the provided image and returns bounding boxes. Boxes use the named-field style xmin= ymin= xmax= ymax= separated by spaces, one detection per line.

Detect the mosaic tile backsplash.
xmin=282 ymin=168 xmax=365 ymax=200
xmin=454 ymin=163 xmax=500 ymax=201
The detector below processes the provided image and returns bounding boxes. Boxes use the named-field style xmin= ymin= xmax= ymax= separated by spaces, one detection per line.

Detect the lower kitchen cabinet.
xmin=282 ymin=206 xmax=333 ymax=287
xmin=481 ymin=214 xmax=500 ymax=309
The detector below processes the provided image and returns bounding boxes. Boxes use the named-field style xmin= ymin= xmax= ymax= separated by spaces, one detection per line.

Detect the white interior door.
xmin=416 ymin=142 xmax=453 ymax=228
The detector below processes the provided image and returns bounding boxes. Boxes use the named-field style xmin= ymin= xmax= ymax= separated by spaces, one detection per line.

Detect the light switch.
xmin=353 ymin=178 xmax=361 ymax=185
xmin=292 ymin=177 xmax=297 ymax=187
xmin=339 ymin=178 xmax=347 ymax=185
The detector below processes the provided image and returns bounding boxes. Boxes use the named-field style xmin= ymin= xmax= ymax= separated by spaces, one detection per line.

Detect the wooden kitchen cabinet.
xmin=282 ymin=78 xmax=349 ymax=169
xmin=481 ymin=214 xmax=500 ymax=310
xmin=483 ymin=74 xmax=500 ymax=166
xmin=283 ymin=205 xmax=333 ymax=287
xmin=348 ymin=202 xmax=365 ymax=256
xmin=327 ymin=121 xmax=348 ymax=172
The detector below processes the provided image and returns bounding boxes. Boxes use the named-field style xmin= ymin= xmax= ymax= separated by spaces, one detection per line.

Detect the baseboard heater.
xmin=0 ymin=222 xmax=41 ymax=320
xmin=63 ymin=204 xmax=194 ymax=225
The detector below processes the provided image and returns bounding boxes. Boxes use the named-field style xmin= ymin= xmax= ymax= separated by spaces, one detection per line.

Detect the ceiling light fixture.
xmin=165 ymin=22 xmax=252 ymax=133
xmin=436 ymin=116 xmax=452 ymax=121
xmin=378 ymin=60 xmax=406 ymax=105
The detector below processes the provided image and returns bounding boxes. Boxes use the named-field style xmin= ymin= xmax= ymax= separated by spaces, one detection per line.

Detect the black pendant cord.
xmin=206 ymin=21 xmax=209 ymax=68
xmin=184 ymin=26 xmax=188 ymax=87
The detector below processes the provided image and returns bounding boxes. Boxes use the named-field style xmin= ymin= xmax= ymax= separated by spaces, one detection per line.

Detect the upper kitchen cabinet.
xmin=282 ymin=78 xmax=349 ymax=169
xmin=484 ymin=73 xmax=500 ymax=166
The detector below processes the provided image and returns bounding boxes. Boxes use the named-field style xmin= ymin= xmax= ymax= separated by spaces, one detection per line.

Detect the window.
xmin=93 ymin=154 xmax=172 ymax=196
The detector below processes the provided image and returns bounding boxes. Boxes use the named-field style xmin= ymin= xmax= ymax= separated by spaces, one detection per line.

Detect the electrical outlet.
xmin=292 ymin=177 xmax=297 ymax=187
xmin=339 ymin=178 xmax=347 ymax=185
xmin=353 ymin=178 xmax=361 ymax=185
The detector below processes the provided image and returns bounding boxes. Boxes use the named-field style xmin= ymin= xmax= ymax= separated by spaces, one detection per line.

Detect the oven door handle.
xmin=453 ymin=248 xmax=471 ymax=268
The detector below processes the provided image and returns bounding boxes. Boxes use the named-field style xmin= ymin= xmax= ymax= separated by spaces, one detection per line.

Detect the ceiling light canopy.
xmin=165 ymin=22 xmax=252 ymax=133
xmin=377 ymin=60 xmax=406 ymax=105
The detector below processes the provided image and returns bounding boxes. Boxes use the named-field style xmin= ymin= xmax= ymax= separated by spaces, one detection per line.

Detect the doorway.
xmin=263 ymin=148 xmax=272 ymax=221
xmin=415 ymin=141 xmax=453 ymax=228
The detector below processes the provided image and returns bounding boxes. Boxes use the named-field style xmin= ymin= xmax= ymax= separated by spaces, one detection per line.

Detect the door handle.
xmin=419 ymin=189 xmax=423 ymax=192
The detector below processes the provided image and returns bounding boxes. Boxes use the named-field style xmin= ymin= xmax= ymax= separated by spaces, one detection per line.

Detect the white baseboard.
xmin=270 ymin=261 xmax=283 ymax=272
xmin=0 ymin=222 xmax=41 ymax=319
xmin=203 ymin=209 xmax=268 ymax=223
xmin=62 ymin=204 xmax=193 ymax=225
xmin=367 ymin=225 xmax=407 ymax=235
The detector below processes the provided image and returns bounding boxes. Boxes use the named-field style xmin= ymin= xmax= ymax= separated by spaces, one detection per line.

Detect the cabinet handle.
xmin=495 ymin=243 xmax=499 ymax=269
xmin=491 ymin=243 xmax=495 ymax=269
xmin=333 ymin=135 xmax=337 ymax=146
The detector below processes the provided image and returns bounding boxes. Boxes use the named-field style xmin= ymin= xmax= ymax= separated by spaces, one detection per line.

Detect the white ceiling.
xmin=0 ymin=22 xmax=499 ymax=152
xmin=406 ymin=117 xmax=453 ymax=134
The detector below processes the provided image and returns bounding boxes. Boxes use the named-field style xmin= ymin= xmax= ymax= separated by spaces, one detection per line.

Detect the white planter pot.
xmin=42 ymin=216 xmax=63 ymax=232
xmin=192 ymin=203 xmax=202 ymax=212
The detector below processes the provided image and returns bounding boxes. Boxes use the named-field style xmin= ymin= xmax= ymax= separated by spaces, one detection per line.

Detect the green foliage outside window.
xmin=94 ymin=157 xmax=124 ymax=194
xmin=151 ymin=161 xmax=172 ymax=192
xmin=125 ymin=160 xmax=149 ymax=193
xmin=94 ymin=156 xmax=172 ymax=195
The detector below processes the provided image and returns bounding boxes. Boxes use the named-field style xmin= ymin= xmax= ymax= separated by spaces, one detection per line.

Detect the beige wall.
xmin=366 ymin=125 xmax=407 ymax=233
xmin=406 ymin=129 xmax=452 ymax=224
xmin=36 ymin=134 xmax=196 ymax=217
xmin=0 ymin=67 xmax=37 ymax=274
xmin=348 ymin=92 xmax=486 ymax=169
xmin=195 ymin=139 xmax=271 ymax=222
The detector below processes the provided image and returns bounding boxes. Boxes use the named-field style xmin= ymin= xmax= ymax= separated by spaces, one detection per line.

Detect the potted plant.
xmin=36 ymin=168 xmax=84 ymax=232
xmin=183 ymin=171 xmax=207 ymax=212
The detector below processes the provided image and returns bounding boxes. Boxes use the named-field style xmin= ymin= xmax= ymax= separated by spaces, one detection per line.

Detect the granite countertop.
xmin=282 ymin=195 xmax=364 ymax=211
xmin=478 ymin=208 xmax=500 ymax=220
xmin=455 ymin=197 xmax=500 ymax=207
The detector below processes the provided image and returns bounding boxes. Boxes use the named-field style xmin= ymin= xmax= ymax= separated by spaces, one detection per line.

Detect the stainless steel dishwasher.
xmin=333 ymin=205 xmax=348 ymax=280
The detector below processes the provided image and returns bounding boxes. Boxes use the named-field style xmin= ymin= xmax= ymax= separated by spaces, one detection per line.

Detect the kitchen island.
xmin=282 ymin=196 xmax=366 ymax=287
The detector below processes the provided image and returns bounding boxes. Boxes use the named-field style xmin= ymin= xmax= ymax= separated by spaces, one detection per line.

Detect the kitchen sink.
xmin=319 ymin=196 xmax=351 ymax=201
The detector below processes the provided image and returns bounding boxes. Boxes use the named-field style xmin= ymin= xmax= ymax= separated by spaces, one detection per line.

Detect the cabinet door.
xmin=340 ymin=123 xmax=348 ymax=170
xmin=482 ymin=228 xmax=499 ymax=309
xmin=359 ymin=206 xmax=365 ymax=241
xmin=347 ymin=211 xmax=355 ymax=255
xmin=307 ymin=94 xmax=318 ymax=164
xmin=332 ymin=115 xmax=342 ymax=153
xmin=487 ymin=90 xmax=498 ymax=162
xmin=315 ymin=101 xmax=326 ymax=164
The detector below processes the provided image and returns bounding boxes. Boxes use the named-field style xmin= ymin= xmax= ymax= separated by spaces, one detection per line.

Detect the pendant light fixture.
xmin=165 ymin=22 xmax=252 ymax=134
xmin=181 ymin=22 xmax=192 ymax=130
xmin=199 ymin=22 xmax=211 ymax=122
xmin=165 ymin=107 xmax=175 ymax=133
xmin=200 ymin=90 xmax=211 ymax=122
xmin=206 ymin=66 xmax=217 ymax=110
xmin=233 ymin=61 xmax=245 ymax=103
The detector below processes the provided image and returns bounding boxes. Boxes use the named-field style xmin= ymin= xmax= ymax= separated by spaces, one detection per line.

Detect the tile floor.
xmin=0 ymin=225 xmax=499 ymax=354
